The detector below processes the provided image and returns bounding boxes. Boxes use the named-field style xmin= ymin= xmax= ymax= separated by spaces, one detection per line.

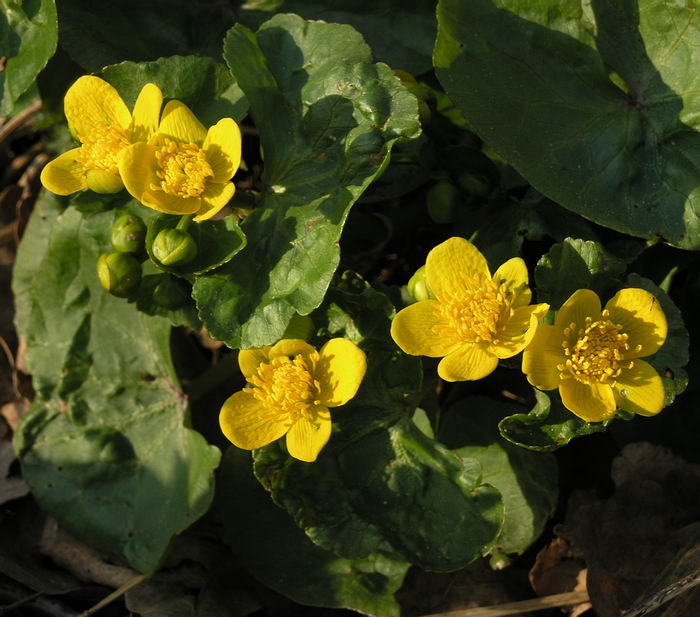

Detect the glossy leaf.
xmin=12 ymin=202 xmax=220 ymax=574
xmin=101 ymin=55 xmax=248 ymax=126
xmin=145 ymin=214 xmax=246 ymax=277
xmin=220 ymin=448 xmax=409 ymax=616
xmin=238 ymin=0 xmax=437 ymax=74
xmin=0 ymin=0 xmax=58 ymax=115
xmin=499 ymin=389 xmax=610 ymax=452
xmin=194 ymin=14 xmax=421 ymax=348
xmin=435 ymin=0 xmax=700 ymax=249
xmin=439 ymin=396 xmax=558 ymax=555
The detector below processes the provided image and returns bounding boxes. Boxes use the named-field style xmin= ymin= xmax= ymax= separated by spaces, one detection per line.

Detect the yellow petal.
xmin=490 ymin=303 xmax=549 ymax=358
xmin=156 ymin=100 xmax=207 ymax=145
xmin=219 ymin=391 xmax=289 ymax=450
xmin=119 ymin=142 xmax=200 ymax=214
xmin=316 ymin=338 xmax=367 ymax=407
xmin=64 ymin=76 xmax=131 ymax=140
xmin=390 ymin=300 xmax=460 ymax=357
xmin=238 ymin=347 xmax=272 ymax=379
xmin=286 ymin=410 xmax=332 ymax=462
xmin=193 ymin=182 xmax=235 ymax=221
xmin=203 ymin=118 xmax=242 ymax=183
xmin=555 ymin=288 xmax=601 ymax=331
xmin=605 ymin=288 xmax=667 ymax=358
xmin=492 ymin=257 xmax=532 ymax=307
xmin=522 ymin=323 xmax=565 ymax=391
xmin=437 ymin=344 xmax=498 ymax=382
xmin=425 ymin=237 xmax=490 ymax=301
xmin=40 ymin=148 xmax=87 ymax=195
xmin=269 ymin=339 xmax=317 ymax=363
xmin=85 ymin=169 xmax=124 ymax=193
xmin=614 ymin=360 xmax=665 ymax=416
xmin=129 ymin=83 xmax=163 ymax=143
xmin=559 ymin=379 xmax=616 ymax=422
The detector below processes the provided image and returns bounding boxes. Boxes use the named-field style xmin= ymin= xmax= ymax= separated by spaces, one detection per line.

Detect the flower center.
xmin=433 ymin=275 xmax=514 ymax=344
xmin=78 ymin=124 xmax=130 ymax=174
xmin=558 ymin=310 xmax=639 ymax=385
xmin=246 ymin=354 xmax=323 ymax=424
xmin=153 ymin=138 xmax=213 ymax=198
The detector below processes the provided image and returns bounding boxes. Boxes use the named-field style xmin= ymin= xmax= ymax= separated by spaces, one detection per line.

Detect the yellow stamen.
xmin=432 ymin=275 xmax=515 ymax=344
xmin=78 ymin=123 xmax=130 ymax=174
xmin=152 ymin=138 xmax=213 ymax=198
xmin=245 ymin=354 xmax=323 ymax=425
xmin=557 ymin=310 xmax=638 ymax=385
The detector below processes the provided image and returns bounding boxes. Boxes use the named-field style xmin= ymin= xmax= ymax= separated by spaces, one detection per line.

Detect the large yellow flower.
xmin=220 ymin=338 xmax=367 ymax=462
xmin=522 ymin=288 xmax=668 ymax=422
xmin=41 ymin=76 xmax=163 ymax=195
xmin=391 ymin=237 xmax=549 ymax=381
xmin=118 ymin=100 xmax=241 ymax=221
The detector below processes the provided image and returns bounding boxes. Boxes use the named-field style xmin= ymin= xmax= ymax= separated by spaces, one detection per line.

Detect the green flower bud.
xmin=426 ymin=181 xmax=459 ymax=224
xmin=111 ymin=214 xmax=146 ymax=253
xmin=97 ymin=252 xmax=142 ymax=298
xmin=407 ymin=265 xmax=434 ymax=302
xmin=457 ymin=170 xmax=492 ymax=198
xmin=282 ymin=314 xmax=315 ymax=341
xmin=152 ymin=229 xmax=197 ymax=266
xmin=153 ymin=276 xmax=190 ymax=310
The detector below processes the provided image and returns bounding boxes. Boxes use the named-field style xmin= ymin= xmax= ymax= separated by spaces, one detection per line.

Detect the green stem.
xmin=176 ymin=214 xmax=194 ymax=233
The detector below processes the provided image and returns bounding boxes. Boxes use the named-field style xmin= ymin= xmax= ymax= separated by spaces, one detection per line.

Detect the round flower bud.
xmin=153 ymin=276 xmax=190 ymax=310
xmin=282 ymin=314 xmax=315 ymax=341
xmin=152 ymin=229 xmax=197 ymax=266
xmin=457 ymin=170 xmax=492 ymax=198
xmin=426 ymin=181 xmax=459 ymax=224
xmin=407 ymin=265 xmax=433 ymax=302
xmin=97 ymin=252 xmax=142 ymax=298
xmin=111 ymin=214 xmax=146 ymax=253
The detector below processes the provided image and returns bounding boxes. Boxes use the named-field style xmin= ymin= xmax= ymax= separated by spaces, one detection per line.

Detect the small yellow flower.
xmin=391 ymin=237 xmax=549 ymax=381
xmin=118 ymin=100 xmax=241 ymax=221
xmin=41 ymin=76 xmax=163 ymax=195
xmin=522 ymin=288 xmax=668 ymax=422
xmin=220 ymin=338 xmax=367 ymax=462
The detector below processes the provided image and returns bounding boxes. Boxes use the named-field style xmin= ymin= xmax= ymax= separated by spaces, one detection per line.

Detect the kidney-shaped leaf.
xmin=435 ymin=0 xmax=700 ymax=249
xmin=12 ymin=204 xmax=220 ymax=574
xmin=194 ymin=14 xmax=421 ymax=348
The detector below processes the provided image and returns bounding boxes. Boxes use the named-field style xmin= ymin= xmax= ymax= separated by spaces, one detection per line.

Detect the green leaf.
xmin=254 ymin=415 xmax=503 ymax=572
xmin=439 ymin=396 xmax=558 ymax=556
xmin=194 ymin=14 xmax=421 ymax=348
xmin=238 ymin=0 xmax=437 ymax=74
xmin=435 ymin=0 xmax=700 ymax=249
xmin=101 ymin=55 xmax=248 ymax=126
xmin=12 ymin=202 xmax=220 ymax=574
xmin=220 ymin=448 xmax=409 ymax=616
xmin=0 ymin=0 xmax=58 ymax=115
xmin=498 ymin=390 xmax=609 ymax=451
xmin=535 ymin=238 xmax=627 ymax=308
xmin=145 ymin=214 xmax=246 ymax=277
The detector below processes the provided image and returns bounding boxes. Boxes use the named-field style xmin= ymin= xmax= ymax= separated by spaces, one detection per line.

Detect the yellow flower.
xmin=220 ymin=338 xmax=367 ymax=462
xmin=41 ymin=76 xmax=163 ymax=195
xmin=118 ymin=100 xmax=242 ymax=221
xmin=522 ymin=288 xmax=668 ymax=422
xmin=391 ymin=237 xmax=549 ymax=381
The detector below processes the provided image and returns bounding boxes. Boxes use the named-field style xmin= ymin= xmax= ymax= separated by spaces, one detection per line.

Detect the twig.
xmin=0 ymin=101 xmax=42 ymax=147
xmin=0 ymin=335 xmax=20 ymax=398
xmin=77 ymin=574 xmax=147 ymax=617
xmin=418 ymin=590 xmax=590 ymax=617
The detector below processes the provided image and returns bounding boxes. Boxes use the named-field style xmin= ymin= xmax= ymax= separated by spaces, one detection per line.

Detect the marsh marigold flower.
xmin=522 ymin=288 xmax=668 ymax=422
xmin=220 ymin=338 xmax=367 ymax=462
xmin=391 ymin=237 xmax=549 ymax=381
xmin=118 ymin=100 xmax=241 ymax=221
xmin=41 ymin=76 xmax=163 ymax=195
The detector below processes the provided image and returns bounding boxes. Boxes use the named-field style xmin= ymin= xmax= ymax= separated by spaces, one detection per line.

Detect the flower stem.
xmin=176 ymin=214 xmax=194 ymax=233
